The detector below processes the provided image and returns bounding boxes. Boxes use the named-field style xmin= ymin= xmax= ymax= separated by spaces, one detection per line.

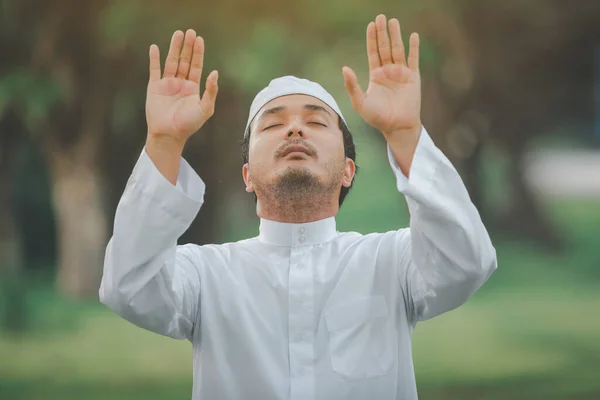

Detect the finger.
xmin=375 ymin=14 xmax=392 ymax=65
xmin=200 ymin=70 xmax=219 ymax=117
xmin=342 ymin=66 xmax=365 ymax=112
xmin=407 ymin=33 xmax=420 ymax=71
xmin=188 ymin=36 xmax=205 ymax=85
xmin=176 ymin=29 xmax=196 ymax=79
xmin=149 ymin=44 xmax=161 ymax=82
xmin=389 ymin=19 xmax=406 ymax=65
xmin=163 ymin=30 xmax=184 ymax=78
xmin=366 ymin=22 xmax=381 ymax=70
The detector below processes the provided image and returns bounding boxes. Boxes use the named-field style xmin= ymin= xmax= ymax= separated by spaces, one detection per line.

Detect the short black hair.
xmin=241 ymin=116 xmax=358 ymax=207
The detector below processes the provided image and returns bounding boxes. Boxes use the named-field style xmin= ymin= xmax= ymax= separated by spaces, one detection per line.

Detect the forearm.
xmin=99 ymin=148 xmax=205 ymax=338
xmin=145 ymin=135 xmax=185 ymax=185
xmin=407 ymin=175 xmax=497 ymax=308
xmin=392 ymin=127 xmax=497 ymax=320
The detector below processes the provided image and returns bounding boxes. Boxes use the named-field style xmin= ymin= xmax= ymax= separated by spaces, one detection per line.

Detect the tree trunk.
xmin=0 ymin=173 xmax=27 ymax=333
xmin=0 ymin=113 xmax=27 ymax=332
xmin=497 ymin=138 xmax=566 ymax=252
xmin=0 ymin=151 xmax=22 ymax=276
xmin=47 ymin=135 xmax=107 ymax=299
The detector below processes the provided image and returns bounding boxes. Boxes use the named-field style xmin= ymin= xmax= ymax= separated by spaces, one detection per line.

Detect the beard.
xmin=250 ymin=162 xmax=344 ymax=222
xmin=275 ymin=167 xmax=328 ymax=198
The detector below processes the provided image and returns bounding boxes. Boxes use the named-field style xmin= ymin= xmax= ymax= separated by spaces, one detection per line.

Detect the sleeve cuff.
xmin=128 ymin=148 xmax=206 ymax=222
xmin=387 ymin=126 xmax=438 ymax=197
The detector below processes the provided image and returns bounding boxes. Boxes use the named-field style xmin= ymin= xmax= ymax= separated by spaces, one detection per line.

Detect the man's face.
xmin=242 ymin=94 xmax=354 ymax=199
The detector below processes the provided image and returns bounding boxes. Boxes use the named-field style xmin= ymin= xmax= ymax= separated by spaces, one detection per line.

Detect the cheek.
xmin=320 ymin=138 xmax=346 ymax=163
xmin=249 ymin=136 xmax=266 ymax=161
xmin=248 ymin=137 xmax=277 ymax=170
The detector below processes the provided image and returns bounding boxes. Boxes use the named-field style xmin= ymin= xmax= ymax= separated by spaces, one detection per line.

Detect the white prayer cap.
xmin=244 ymin=76 xmax=346 ymax=137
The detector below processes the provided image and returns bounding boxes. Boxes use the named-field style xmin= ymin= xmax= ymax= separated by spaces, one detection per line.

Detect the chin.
xmin=280 ymin=164 xmax=313 ymax=174
xmin=274 ymin=166 xmax=320 ymax=183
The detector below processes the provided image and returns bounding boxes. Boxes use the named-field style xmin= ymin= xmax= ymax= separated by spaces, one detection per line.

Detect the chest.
xmin=199 ymin=240 xmax=401 ymax=335
xmin=196 ymin=240 xmax=408 ymax=390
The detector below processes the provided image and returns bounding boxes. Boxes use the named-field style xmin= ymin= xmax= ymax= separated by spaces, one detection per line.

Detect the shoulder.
xmin=175 ymin=237 xmax=262 ymax=266
xmin=334 ymin=228 xmax=410 ymax=247
xmin=331 ymin=229 xmax=411 ymax=261
xmin=177 ymin=236 xmax=259 ymax=255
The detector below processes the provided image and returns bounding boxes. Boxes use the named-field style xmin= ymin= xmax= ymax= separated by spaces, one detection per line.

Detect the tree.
xmin=416 ymin=0 xmax=600 ymax=250
xmin=0 ymin=0 xmax=486 ymax=299
xmin=0 ymin=0 xmax=313 ymax=298
xmin=0 ymin=110 xmax=27 ymax=332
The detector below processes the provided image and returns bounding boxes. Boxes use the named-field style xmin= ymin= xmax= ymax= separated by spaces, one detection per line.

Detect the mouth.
xmin=280 ymin=145 xmax=312 ymax=159
xmin=284 ymin=152 xmax=310 ymax=160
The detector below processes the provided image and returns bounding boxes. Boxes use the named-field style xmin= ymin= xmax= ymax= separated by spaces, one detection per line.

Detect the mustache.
xmin=274 ymin=139 xmax=318 ymax=159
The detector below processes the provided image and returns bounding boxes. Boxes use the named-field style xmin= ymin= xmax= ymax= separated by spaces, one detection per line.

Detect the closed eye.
xmin=264 ymin=124 xmax=283 ymax=131
xmin=309 ymin=122 xmax=327 ymax=127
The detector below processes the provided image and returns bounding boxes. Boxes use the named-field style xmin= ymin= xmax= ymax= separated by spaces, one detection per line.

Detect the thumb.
xmin=200 ymin=70 xmax=219 ymax=117
xmin=342 ymin=66 xmax=364 ymax=113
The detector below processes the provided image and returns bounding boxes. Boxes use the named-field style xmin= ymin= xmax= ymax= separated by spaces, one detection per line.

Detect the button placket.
xmin=297 ymin=227 xmax=306 ymax=244
xmin=288 ymin=246 xmax=315 ymax=399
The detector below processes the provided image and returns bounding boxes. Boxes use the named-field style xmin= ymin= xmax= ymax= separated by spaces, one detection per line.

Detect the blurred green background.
xmin=1 ymin=0 xmax=600 ymax=399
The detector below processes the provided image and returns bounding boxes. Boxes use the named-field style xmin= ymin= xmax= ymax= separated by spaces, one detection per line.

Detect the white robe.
xmin=99 ymin=126 xmax=497 ymax=400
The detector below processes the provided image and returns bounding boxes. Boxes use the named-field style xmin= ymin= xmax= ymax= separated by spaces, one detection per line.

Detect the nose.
xmin=287 ymin=129 xmax=303 ymax=138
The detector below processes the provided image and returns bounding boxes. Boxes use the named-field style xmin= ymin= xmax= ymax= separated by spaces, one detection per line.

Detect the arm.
xmin=99 ymin=28 xmax=219 ymax=340
xmin=390 ymin=127 xmax=497 ymax=321
xmin=343 ymin=15 xmax=496 ymax=321
xmin=99 ymin=149 xmax=205 ymax=340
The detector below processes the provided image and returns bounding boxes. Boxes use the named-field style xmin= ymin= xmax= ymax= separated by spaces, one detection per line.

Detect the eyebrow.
xmin=303 ymin=104 xmax=332 ymax=116
xmin=259 ymin=104 xmax=333 ymax=120
xmin=261 ymin=105 xmax=286 ymax=117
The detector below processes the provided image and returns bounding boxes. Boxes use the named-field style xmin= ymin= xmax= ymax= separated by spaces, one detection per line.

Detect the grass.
xmin=414 ymin=287 xmax=600 ymax=398
xmin=1 ymin=285 xmax=599 ymax=399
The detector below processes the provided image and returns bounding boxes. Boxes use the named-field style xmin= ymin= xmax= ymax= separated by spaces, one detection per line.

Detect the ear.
xmin=341 ymin=158 xmax=356 ymax=188
xmin=242 ymin=163 xmax=254 ymax=193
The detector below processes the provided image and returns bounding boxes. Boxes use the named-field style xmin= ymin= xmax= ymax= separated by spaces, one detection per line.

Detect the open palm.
xmin=146 ymin=29 xmax=218 ymax=145
xmin=343 ymin=15 xmax=421 ymax=136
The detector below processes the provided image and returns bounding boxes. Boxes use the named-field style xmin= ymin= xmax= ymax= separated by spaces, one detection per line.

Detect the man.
xmin=100 ymin=14 xmax=497 ymax=400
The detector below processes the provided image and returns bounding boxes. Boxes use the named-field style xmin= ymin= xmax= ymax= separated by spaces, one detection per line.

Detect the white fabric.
xmin=99 ymin=126 xmax=498 ymax=400
xmin=244 ymin=76 xmax=347 ymax=136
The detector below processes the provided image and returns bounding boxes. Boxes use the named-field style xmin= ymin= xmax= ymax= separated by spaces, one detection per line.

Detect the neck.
xmin=257 ymin=198 xmax=338 ymax=223
xmin=255 ymin=183 xmax=340 ymax=224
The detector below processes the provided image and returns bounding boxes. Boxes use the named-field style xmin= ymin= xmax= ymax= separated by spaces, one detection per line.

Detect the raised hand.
xmin=342 ymin=15 xmax=421 ymax=139
xmin=146 ymin=29 xmax=219 ymax=146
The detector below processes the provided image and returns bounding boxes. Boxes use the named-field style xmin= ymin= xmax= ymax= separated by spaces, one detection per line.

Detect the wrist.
xmin=144 ymin=134 xmax=186 ymax=185
xmin=384 ymin=123 xmax=421 ymax=153
xmin=382 ymin=122 xmax=422 ymax=142
xmin=383 ymin=123 xmax=423 ymax=177
xmin=146 ymin=134 xmax=186 ymax=158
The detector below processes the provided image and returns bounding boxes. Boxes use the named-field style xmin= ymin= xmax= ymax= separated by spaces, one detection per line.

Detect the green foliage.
xmin=0 ymin=0 xmax=448 ymax=145
xmin=0 ymin=71 xmax=62 ymax=128
xmin=221 ymin=20 xmax=293 ymax=93
xmin=98 ymin=0 xmax=149 ymax=54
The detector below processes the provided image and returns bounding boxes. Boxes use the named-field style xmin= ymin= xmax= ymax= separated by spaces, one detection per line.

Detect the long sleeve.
xmin=99 ymin=149 xmax=205 ymax=341
xmin=389 ymin=127 xmax=498 ymax=322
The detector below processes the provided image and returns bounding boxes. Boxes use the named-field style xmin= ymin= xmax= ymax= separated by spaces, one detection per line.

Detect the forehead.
xmin=255 ymin=94 xmax=336 ymax=118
